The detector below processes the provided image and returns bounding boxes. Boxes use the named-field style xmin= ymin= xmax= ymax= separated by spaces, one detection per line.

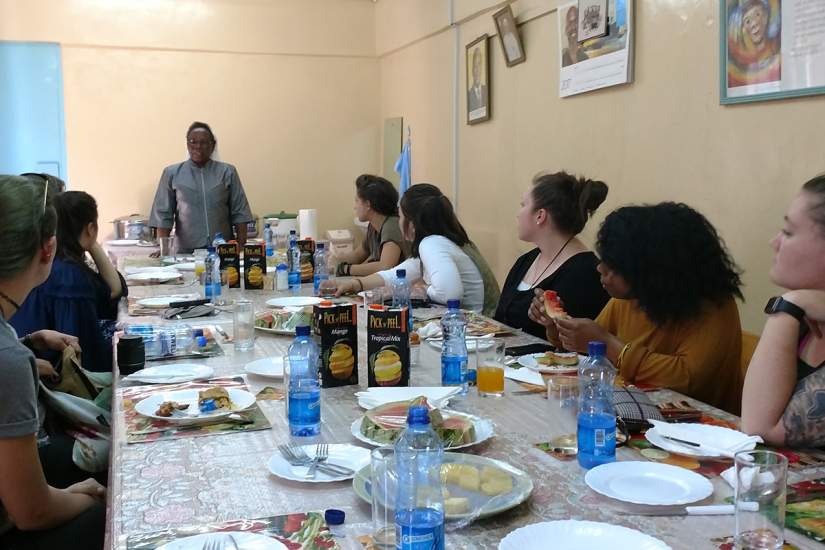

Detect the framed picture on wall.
xmin=466 ymin=35 xmax=491 ymax=125
xmin=720 ymin=0 xmax=825 ymax=104
xmin=493 ymin=5 xmax=526 ymax=67
xmin=577 ymin=0 xmax=608 ymax=42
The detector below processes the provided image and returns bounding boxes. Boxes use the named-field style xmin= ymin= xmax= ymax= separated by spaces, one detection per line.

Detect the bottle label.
xmin=441 ymin=355 xmax=467 ymax=386
xmin=595 ymin=428 xmax=605 ymax=447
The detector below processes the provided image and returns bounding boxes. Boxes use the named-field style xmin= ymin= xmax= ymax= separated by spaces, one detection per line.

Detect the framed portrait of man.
xmin=577 ymin=0 xmax=608 ymax=42
xmin=466 ymin=35 xmax=490 ymax=125
xmin=494 ymin=5 xmax=526 ymax=67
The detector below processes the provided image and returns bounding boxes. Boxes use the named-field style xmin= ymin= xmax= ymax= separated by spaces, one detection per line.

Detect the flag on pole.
xmin=394 ymin=127 xmax=411 ymax=196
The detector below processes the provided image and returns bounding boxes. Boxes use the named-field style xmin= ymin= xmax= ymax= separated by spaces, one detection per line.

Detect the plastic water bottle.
xmin=264 ymin=223 xmax=274 ymax=266
xmin=394 ymin=405 xmax=445 ymax=550
xmin=577 ymin=341 xmax=617 ymax=469
xmin=391 ymin=269 xmax=414 ymax=333
xmin=313 ymin=242 xmax=329 ymax=295
xmin=211 ymin=232 xmax=226 ymax=248
xmin=440 ymin=299 xmax=468 ymax=395
xmin=204 ymin=246 xmax=222 ymax=302
xmin=287 ymin=230 xmax=301 ymax=293
xmin=287 ymin=325 xmax=321 ymax=437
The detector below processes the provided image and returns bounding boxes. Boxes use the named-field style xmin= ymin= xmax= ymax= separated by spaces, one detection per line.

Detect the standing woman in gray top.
xmin=0 ymin=176 xmax=105 ymax=550
xmin=333 ymin=174 xmax=409 ymax=277
xmin=150 ymin=121 xmax=254 ymax=252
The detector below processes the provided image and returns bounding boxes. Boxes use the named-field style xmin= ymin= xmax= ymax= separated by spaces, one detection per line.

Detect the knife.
xmin=661 ymin=435 xmax=738 ymax=459
xmin=619 ymin=503 xmax=758 ymax=517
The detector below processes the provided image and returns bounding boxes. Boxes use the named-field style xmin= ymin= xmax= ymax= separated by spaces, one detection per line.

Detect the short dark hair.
xmin=0 ymin=175 xmax=58 ymax=280
xmin=596 ymin=202 xmax=743 ymax=325
xmin=355 ymin=174 xmax=399 ymax=217
xmin=400 ymin=183 xmax=470 ymax=258
xmin=54 ymin=191 xmax=98 ymax=271
xmin=802 ymin=174 xmax=825 ymax=234
xmin=531 ymin=171 xmax=608 ymax=235
xmin=187 ymin=121 xmax=216 ymax=143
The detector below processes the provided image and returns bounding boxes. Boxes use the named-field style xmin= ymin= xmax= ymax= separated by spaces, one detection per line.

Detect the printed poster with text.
xmin=724 ymin=0 xmax=825 ymax=101
xmin=557 ymin=0 xmax=633 ymax=98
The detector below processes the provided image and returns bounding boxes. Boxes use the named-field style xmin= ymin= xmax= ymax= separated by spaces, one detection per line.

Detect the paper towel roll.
xmin=298 ymin=209 xmax=318 ymax=240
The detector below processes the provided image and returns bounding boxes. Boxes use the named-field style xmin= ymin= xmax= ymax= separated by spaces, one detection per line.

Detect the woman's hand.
xmin=527 ymin=289 xmax=553 ymax=327
xmin=36 ymin=359 xmax=59 ymax=382
xmin=555 ymin=317 xmax=614 ymax=354
xmin=66 ymin=478 xmax=106 ymax=501
xmin=29 ymin=330 xmax=81 ymax=354
xmin=334 ymin=278 xmax=361 ymax=297
xmin=784 ymin=290 xmax=825 ymax=337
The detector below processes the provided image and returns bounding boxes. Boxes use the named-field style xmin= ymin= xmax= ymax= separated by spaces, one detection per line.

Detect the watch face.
xmin=764 ymin=297 xmax=780 ymax=314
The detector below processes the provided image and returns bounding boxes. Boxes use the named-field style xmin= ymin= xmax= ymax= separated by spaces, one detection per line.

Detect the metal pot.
xmin=112 ymin=214 xmax=151 ymax=240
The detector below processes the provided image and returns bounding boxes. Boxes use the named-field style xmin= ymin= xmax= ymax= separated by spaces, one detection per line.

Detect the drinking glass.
xmin=159 ymin=236 xmax=177 ymax=260
xmin=370 ymin=447 xmax=397 ymax=549
xmin=735 ymin=450 xmax=788 ymax=550
xmin=318 ymin=278 xmax=338 ymax=298
xmin=233 ymin=299 xmax=255 ymax=352
xmin=476 ymin=338 xmax=505 ymax=397
xmin=547 ymin=375 xmax=579 ymax=435
xmin=364 ymin=289 xmax=383 ymax=308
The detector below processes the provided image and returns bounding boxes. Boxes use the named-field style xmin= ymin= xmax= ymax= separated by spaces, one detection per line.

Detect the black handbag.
xmin=613 ymin=386 xmax=664 ymax=433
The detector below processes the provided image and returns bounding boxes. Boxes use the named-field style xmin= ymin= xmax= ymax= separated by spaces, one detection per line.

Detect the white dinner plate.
xmin=266 ymin=296 xmax=323 ymax=308
xmin=353 ymin=451 xmax=533 ymax=520
xmin=125 ymin=363 xmax=214 ymax=384
xmin=645 ymin=423 xmax=759 ymax=459
xmin=425 ymin=338 xmax=495 ymax=352
xmin=498 ymin=520 xmax=671 ymax=550
xmin=107 ymin=239 xmax=140 ymax=246
xmin=268 ymin=443 xmax=370 ymax=483
xmin=157 ymin=532 xmax=286 ymax=550
xmin=244 ymin=357 xmax=285 ymax=379
xmin=169 ymin=262 xmax=196 ymax=271
xmin=136 ymin=294 xmax=201 ymax=309
xmin=351 ymin=410 xmax=494 ymax=450
xmin=134 ymin=388 xmax=256 ymax=422
xmin=584 ymin=461 xmax=713 ymax=506
xmin=517 ymin=352 xmax=583 ymax=374
xmin=126 ymin=271 xmax=181 ymax=282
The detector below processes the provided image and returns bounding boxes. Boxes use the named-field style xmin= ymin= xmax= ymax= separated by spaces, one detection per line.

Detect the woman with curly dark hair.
xmin=529 ymin=202 xmax=744 ymax=413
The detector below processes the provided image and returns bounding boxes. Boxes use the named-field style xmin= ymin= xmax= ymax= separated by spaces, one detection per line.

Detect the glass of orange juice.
xmin=477 ymin=338 xmax=505 ymax=397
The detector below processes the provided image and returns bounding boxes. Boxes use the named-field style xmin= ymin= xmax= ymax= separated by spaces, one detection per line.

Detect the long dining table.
xmin=106 ymin=275 xmax=825 ymax=549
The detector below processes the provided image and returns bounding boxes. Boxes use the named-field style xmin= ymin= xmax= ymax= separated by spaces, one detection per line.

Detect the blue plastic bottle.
xmin=440 ymin=299 xmax=468 ymax=394
xmin=313 ymin=242 xmax=329 ymax=295
xmin=264 ymin=223 xmax=273 ymax=256
xmin=577 ymin=341 xmax=617 ymax=469
xmin=203 ymin=246 xmax=222 ymax=301
xmin=394 ymin=405 xmax=445 ymax=550
xmin=287 ymin=230 xmax=301 ymax=293
xmin=211 ymin=232 xmax=226 ymax=248
xmin=391 ymin=269 xmax=414 ymax=333
xmin=287 ymin=325 xmax=321 ymax=437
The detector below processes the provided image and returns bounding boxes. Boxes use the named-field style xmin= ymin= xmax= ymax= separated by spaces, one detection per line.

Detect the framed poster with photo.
xmin=720 ymin=0 xmax=825 ymax=104
xmin=578 ymin=0 xmax=608 ymax=42
xmin=558 ymin=0 xmax=634 ymax=98
xmin=466 ymin=35 xmax=491 ymax=124
xmin=494 ymin=5 xmax=526 ymax=67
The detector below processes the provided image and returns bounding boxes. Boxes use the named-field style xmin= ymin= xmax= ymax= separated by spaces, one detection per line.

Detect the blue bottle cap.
xmin=296 ymin=325 xmax=311 ymax=337
xmin=290 ymin=229 xmax=296 ymax=235
xmin=200 ymin=398 xmax=217 ymax=412
xmin=196 ymin=336 xmax=208 ymax=348
xmin=407 ymin=405 xmax=430 ymax=426
xmin=193 ymin=328 xmax=204 ymax=338
xmin=277 ymin=263 xmax=288 ymax=271
xmin=324 ymin=509 xmax=345 ymax=526
xmin=317 ymin=242 xmax=325 ymax=250
xmin=588 ymin=341 xmax=607 ymax=357
xmin=396 ymin=268 xmax=406 ymax=278
xmin=447 ymin=299 xmax=461 ymax=310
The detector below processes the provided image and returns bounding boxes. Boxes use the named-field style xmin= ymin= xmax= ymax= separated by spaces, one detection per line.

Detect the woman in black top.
xmin=494 ymin=171 xmax=610 ymax=338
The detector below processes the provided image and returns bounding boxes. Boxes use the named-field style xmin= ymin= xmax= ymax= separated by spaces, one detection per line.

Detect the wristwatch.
xmin=764 ymin=296 xmax=806 ymax=323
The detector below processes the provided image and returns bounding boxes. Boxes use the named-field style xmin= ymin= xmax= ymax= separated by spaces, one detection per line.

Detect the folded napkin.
xmin=417 ymin=321 xmax=442 ymax=339
xmin=504 ymin=366 xmax=546 ymax=387
xmin=648 ymin=419 xmax=763 ymax=457
xmin=354 ymin=386 xmax=461 ymax=410
xmin=720 ymin=465 xmax=778 ymax=491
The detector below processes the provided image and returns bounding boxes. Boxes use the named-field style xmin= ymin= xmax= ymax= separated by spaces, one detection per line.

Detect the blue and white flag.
xmin=394 ymin=130 xmax=411 ymax=196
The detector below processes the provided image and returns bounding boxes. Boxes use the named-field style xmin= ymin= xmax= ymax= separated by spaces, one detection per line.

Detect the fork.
xmin=306 ymin=443 xmax=329 ymax=479
xmin=277 ymin=444 xmax=354 ymax=477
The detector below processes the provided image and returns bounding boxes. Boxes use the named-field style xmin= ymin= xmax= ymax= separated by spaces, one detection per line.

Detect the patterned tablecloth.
xmin=107 ymin=281 xmax=825 ymax=550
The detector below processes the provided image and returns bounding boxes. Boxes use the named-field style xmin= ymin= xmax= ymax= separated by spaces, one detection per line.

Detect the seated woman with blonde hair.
xmin=742 ymin=175 xmax=825 ymax=447
xmin=529 ymin=202 xmax=744 ymax=413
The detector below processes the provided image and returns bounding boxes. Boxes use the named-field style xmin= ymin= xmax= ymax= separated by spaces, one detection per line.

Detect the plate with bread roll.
xmin=517 ymin=351 xmax=584 ymax=374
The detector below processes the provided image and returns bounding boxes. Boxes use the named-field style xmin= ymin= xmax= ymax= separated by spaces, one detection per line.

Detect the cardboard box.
xmin=243 ymin=242 xmax=266 ymax=290
xmin=315 ymin=302 xmax=358 ymax=388
xmin=217 ymin=243 xmax=240 ymax=288
xmin=366 ymin=305 xmax=410 ymax=387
